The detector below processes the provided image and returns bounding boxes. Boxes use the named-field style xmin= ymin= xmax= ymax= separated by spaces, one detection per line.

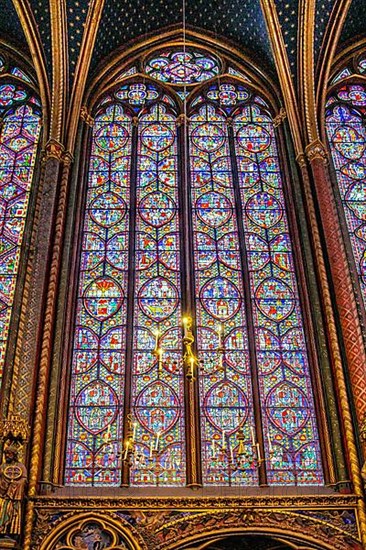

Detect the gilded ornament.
xmin=0 ymin=444 xmax=27 ymax=540
xmin=80 ymin=106 xmax=94 ymax=127
xmin=42 ymin=139 xmax=64 ymax=162
xmin=305 ymin=139 xmax=329 ymax=163
xmin=273 ymin=107 xmax=287 ymax=127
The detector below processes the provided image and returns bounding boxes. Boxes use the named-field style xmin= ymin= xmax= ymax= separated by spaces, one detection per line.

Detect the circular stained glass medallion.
xmin=237 ymin=123 xmax=271 ymax=153
xmin=246 ymin=192 xmax=282 ymax=228
xmin=205 ymin=381 xmax=247 ymax=434
xmin=345 ymin=182 xmax=366 ymax=220
xmin=191 ymin=123 xmax=226 ymax=152
xmin=75 ymin=381 xmax=118 ymax=434
xmin=255 ymin=278 xmax=294 ymax=321
xmin=83 ymin=276 xmax=123 ymax=321
xmin=196 ymin=191 xmax=232 ymax=228
xmin=95 ymin=122 xmax=129 ymax=152
xmin=90 ymin=192 xmax=127 ymax=228
xmin=200 ymin=276 xmax=241 ymax=320
xmin=141 ymin=123 xmax=175 ymax=151
xmin=138 ymin=276 xmax=178 ymax=321
xmin=135 ymin=381 xmax=180 ymax=434
xmin=145 ymin=50 xmax=220 ymax=85
xmin=138 ymin=191 xmax=176 ymax=227
xmin=332 ymin=125 xmax=366 ymax=160
xmin=266 ymin=382 xmax=309 ymax=436
xmin=340 ymin=161 xmax=366 ymax=180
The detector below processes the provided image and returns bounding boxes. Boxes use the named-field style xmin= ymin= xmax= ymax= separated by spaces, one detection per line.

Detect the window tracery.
xmin=65 ymin=48 xmax=324 ymax=487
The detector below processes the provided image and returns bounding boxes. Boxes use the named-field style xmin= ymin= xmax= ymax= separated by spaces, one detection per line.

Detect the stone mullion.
xmin=179 ymin=115 xmax=202 ymax=488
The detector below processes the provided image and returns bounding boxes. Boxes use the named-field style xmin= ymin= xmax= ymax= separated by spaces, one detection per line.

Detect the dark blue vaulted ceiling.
xmin=92 ymin=0 xmax=274 ymax=75
xmin=0 ymin=0 xmax=28 ymax=51
xmin=0 ymin=0 xmax=365 ymax=88
xmin=275 ymin=0 xmax=299 ymax=78
xmin=338 ymin=0 xmax=366 ymax=47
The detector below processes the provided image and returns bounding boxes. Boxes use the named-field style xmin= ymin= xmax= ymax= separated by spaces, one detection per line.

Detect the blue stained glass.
xmin=233 ymin=103 xmax=323 ymax=485
xmin=65 ymin=104 xmax=132 ymax=486
xmin=66 ymin=74 xmax=324 ymax=488
xmin=190 ymin=104 xmax=257 ymax=485
xmin=131 ymin=103 xmax=185 ymax=486
xmin=0 ymin=92 xmax=41 ymax=384
xmin=326 ymin=84 xmax=366 ymax=310
xmin=145 ymin=50 xmax=220 ymax=85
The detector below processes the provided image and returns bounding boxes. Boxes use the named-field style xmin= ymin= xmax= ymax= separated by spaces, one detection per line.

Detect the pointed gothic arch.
xmin=59 ymin=39 xmax=329 ymax=489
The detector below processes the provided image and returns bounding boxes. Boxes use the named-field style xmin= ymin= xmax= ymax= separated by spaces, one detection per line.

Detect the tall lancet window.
xmin=65 ymin=48 xmax=323 ymax=487
xmin=0 ymin=53 xmax=41 ymax=385
xmin=326 ymin=80 xmax=366 ymax=308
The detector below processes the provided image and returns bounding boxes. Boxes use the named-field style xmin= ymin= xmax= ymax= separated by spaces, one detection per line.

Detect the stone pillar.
xmin=305 ymin=139 xmax=366 ymax=429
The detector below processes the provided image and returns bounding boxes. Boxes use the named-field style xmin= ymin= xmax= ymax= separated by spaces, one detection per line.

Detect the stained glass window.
xmin=232 ymin=103 xmax=323 ymax=485
xmin=326 ymin=83 xmax=366 ymax=309
xmin=358 ymin=56 xmax=366 ymax=73
xmin=66 ymin=71 xmax=324 ymax=487
xmin=0 ymin=79 xmax=41 ymax=385
xmin=65 ymin=103 xmax=132 ymax=485
xmin=131 ymin=103 xmax=185 ymax=486
xmin=145 ymin=50 xmax=220 ymax=85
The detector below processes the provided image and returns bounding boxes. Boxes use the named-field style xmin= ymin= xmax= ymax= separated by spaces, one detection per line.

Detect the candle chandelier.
xmin=121 ymin=317 xmax=270 ymax=477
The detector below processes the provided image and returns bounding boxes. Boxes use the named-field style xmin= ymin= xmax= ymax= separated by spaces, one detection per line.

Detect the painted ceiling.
xmin=0 ymin=0 xmax=365 ymax=86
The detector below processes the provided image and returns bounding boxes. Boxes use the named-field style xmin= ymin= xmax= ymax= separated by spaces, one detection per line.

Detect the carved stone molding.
xmin=32 ymin=494 xmax=359 ymax=509
xmin=62 ymin=151 xmax=74 ymax=167
xmin=30 ymin=496 xmax=362 ymax=550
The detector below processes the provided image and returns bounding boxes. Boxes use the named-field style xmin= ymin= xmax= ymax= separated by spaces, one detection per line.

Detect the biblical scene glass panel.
xmin=232 ymin=102 xmax=323 ymax=484
xmin=65 ymin=104 xmax=132 ymax=485
xmin=0 ymin=75 xmax=41 ymax=385
xmin=189 ymin=103 xmax=256 ymax=485
xmin=65 ymin=49 xmax=324 ymax=487
xmin=326 ymin=83 xmax=366 ymax=310
xmin=131 ymin=102 xmax=185 ymax=486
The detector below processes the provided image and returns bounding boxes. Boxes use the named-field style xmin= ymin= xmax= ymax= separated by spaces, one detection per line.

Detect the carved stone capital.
xmin=305 ymin=139 xmax=328 ymax=164
xmin=273 ymin=107 xmax=287 ymax=127
xmin=42 ymin=139 xmax=64 ymax=163
xmin=295 ymin=152 xmax=307 ymax=169
xmin=62 ymin=151 xmax=74 ymax=167
xmin=80 ymin=105 xmax=94 ymax=127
